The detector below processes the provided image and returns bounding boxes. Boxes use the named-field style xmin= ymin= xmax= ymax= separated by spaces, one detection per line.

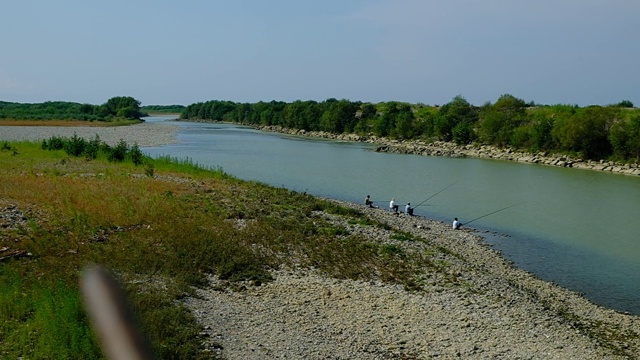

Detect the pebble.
xmin=183 ymin=201 xmax=640 ymax=359
xmin=0 ymin=122 xmax=179 ymax=147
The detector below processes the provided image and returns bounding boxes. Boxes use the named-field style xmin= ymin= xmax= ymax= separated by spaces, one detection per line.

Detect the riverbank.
xmin=185 ymin=201 xmax=640 ymax=359
xmin=3 ymin=123 xmax=639 ymax=358
xmin=254 ymin=125 xmax=640 ymax=176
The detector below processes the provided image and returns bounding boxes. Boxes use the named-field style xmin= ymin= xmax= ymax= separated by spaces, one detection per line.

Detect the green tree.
xmin=433 ymin=96 xmax=478 ymax=143
xmin=413 ymin=105 xmax=439 ymax=139
xmin=103 ymin=96 xmax=142 ymax=119
xmin=552 ymin=106 xmax=618 ymax=159
xmin=528 ymin=112 xmax=555 ymax=152
xmin=609 ymin=115 xmax=640 ymax=160
xmin=284 ymin=100 xmax=320 ymax=130
xmin=353 ymin=103 xmax=378 ymax=134
xmin=478 ymin=94 xmax=527 ymax=146
xmin=616 ymin=100 xmax=634 ymax=108
xmin=390 ymin=103 xmax=415 ymax=139
xmin=319 ymin=99 xmax=358 ymax=133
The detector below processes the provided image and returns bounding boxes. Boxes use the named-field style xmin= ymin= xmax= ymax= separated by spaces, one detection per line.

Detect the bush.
xmin=129 ymin=143 xmax=144 ymax=166
xmin=108 ymin=140 xmax=128 ymax=162
xmin=452 ymin=121 xmax=476 ymax=145
xmin=84 ymin=135 xmax=102 ymax=160
xmin=63 ymin=133 xmax=86 ymax=157
xmin=42 ymin=136 xmax=66 ymax=150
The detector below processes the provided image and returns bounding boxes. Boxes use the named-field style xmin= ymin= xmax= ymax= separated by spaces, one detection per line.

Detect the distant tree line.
xmin=141 ymin=105 xmax=185 ymax=114
xmin=0 ymin=96 xmax=144 ymax=121
xmin=181 ymin=96 xmax=639 ymax=162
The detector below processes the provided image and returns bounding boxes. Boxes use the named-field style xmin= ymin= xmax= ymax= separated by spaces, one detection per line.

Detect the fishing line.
xmin=462 ymin=203 xmax=521 ymax=226
xmin=414 ymin=180 xmax=458 ymax=208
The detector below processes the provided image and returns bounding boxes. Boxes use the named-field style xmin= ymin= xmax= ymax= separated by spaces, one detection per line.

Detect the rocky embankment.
xmin=184 ymin=201 xmax=640 ymax=359
xmin=255 ymin=125 xmax=640 ymax=176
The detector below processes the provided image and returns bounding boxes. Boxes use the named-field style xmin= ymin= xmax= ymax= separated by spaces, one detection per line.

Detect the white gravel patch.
xmin=0 ymin=122 xmax=179 ymax=147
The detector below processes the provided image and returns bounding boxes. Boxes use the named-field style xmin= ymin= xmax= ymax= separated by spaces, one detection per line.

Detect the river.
xmin=142 ymin=116 xmax=640 ymax=315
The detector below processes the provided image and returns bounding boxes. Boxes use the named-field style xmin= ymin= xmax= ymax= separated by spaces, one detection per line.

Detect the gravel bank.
xmin=0 ymin=122 xmax=179 ymax=147
xmin=184 ymin=201 xmax=640 ymax=359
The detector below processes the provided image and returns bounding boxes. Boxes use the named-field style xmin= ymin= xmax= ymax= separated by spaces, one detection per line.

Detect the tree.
xmin=478 ymin=94 xmax=527 ymax=146
xmin=390 ymin=103 xmax=415 ymax=139
xmin=413 ymin=105 xmax=439 ymax=139
xmin=616 ymin=100 xmax=634 ymax=108
xmin=354 ymin=103 xmax=378 ymax=134
xmin=319 ymin=100 xmax=358 ymax=133
xmin=528 ymin=112 xmax=555 ymax=152
xmin=433 ymin=96 xmax=478 ymax=143
xmin=552 ymin=106 xmax=618 ymax=159
xmin=609 ymin=115 xmax=640 ymax=161
xmin=103 ymin=96 xmax=142 ymax=119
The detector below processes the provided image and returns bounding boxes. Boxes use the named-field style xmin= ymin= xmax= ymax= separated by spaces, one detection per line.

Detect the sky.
xmin=1 ymin=0 xmax=639 ymax=107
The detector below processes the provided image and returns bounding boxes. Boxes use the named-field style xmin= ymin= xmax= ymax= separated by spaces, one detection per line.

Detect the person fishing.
xmin=364 ymin=195 xmax=377 ymax=208
xmin=389 ymin=198 xmax=399 ymax=214
xmin=452 ymin=203 xmax=520 ymax=230
xmin=405 ymin=202 xmax=414 ymax=216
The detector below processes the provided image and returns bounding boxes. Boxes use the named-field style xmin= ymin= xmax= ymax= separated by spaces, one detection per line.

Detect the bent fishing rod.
xmin=414 ymin=181 xmax=458 ymax=208
xmin=462 ymin=203 xmax=521 ymax=226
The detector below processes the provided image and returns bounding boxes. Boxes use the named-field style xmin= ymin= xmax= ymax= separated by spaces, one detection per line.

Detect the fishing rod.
xmin=462 ymin=203 xmax=521 ymax=226
xmin=414 ymin=181 xmax=458 ymax=208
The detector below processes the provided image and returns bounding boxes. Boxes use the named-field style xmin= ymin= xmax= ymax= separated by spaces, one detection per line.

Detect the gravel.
xmin=184 ymin=201 xmax=640 ymax=359
xmin=0 ymin=122 xmax=179 ymax=147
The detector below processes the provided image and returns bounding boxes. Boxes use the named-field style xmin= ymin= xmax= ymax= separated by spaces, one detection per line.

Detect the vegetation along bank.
xmin=178 ymin=95 xmax=640 ymax=169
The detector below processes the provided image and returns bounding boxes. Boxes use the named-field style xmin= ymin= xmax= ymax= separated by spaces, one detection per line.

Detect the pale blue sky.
xmin=1 ymin=0 xmax=638 ymax=106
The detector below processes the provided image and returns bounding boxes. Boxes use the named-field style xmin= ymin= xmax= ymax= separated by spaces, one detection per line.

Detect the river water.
xmin=143 ymin=116 xmax=640 ymax=315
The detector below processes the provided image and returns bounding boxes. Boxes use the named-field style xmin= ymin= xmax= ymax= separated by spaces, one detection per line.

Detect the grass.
xmin=0 ymin=139 xmax=454 ymax=358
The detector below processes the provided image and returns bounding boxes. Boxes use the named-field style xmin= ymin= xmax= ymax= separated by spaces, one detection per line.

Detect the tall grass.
xmin=0 ymin=268 xmax=101 ymax=359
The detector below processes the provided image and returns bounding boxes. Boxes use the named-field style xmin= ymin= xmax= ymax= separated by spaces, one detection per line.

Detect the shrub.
xmin=84 ymin=135 xmax=101 ymax=160
xmin=63 ymin=133 xmax=86 ymax=157
xmin=108 ymin=139 xmax=128 ymax=162
xmin=41 ymin=136 xmax=65 ymax=150
xmin=129 ymin=143 xmax=144 ymax=166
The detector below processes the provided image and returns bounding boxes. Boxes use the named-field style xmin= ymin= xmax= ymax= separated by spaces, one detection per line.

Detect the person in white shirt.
xmin=389 ymin=198 xmax=399 ymax=213
xmin=452 ymin=217 xmax=461 ymax=229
